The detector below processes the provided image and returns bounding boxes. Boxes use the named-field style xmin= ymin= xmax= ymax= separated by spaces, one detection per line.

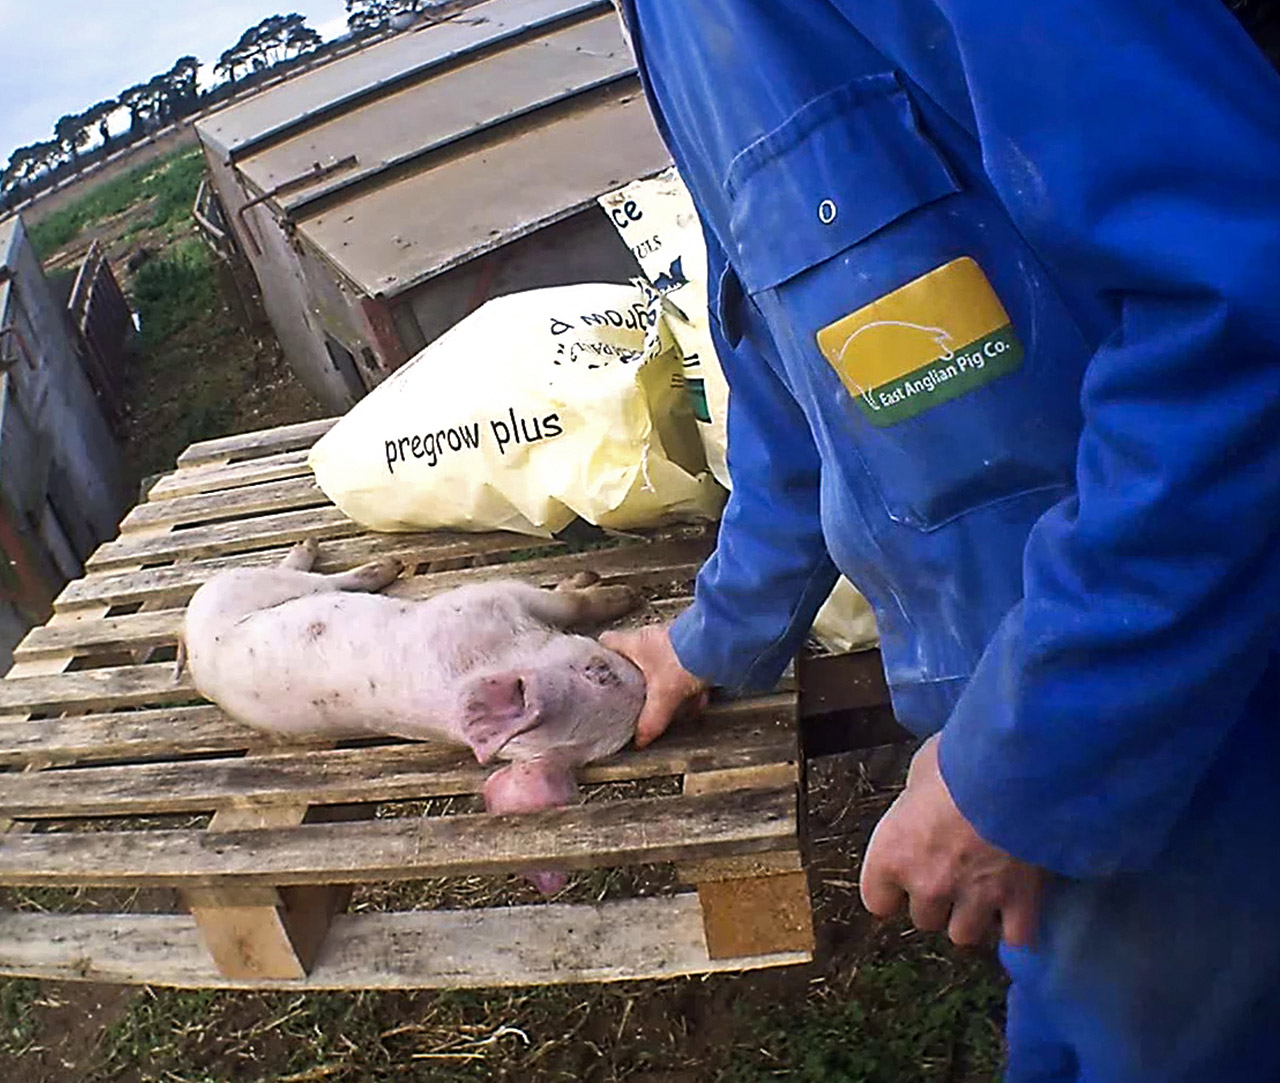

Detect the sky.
xmin=0 ymin=0 xmax=351 ymax=165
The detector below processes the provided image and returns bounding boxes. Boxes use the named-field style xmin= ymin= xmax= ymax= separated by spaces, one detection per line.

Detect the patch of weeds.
xmin=89 ymin=988 xmax=401 ymax=1083
xmin=147 ymin=150 xmax=206 ymax=229
xmin=718 ymin=947 xmax=1006 ymax=1083
xmin=132 ymin=239 xmax=218 ymax=345
xmin=26 ymin=148 xmax=204 ymax=258
xmin=90 ymin=988 xmax=221 ymax=1081
xmin=0 ymin=978 xmax=41 ymax=1056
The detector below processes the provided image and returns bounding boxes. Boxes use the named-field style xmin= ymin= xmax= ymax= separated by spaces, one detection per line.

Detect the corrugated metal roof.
xmin=237 ymin=12 xmax=634 ymax=210
xmin=295 ymin=80 xmax=667 ymax=298
xmin=198 ymin=0 xmax=670 ymax=301
xmin=196 ymin=0 xmax=609 ymax=160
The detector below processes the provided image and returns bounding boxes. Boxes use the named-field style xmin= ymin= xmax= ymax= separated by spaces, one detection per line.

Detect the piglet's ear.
xmin=461 ymin=673 xmax=541 ymax=764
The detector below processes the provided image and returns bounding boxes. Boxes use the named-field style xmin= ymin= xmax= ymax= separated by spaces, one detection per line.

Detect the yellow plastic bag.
xmin=601 ymin=170 xmax=880 ymax=653
xmin=308 ymin=283 xmax=725 ymax=538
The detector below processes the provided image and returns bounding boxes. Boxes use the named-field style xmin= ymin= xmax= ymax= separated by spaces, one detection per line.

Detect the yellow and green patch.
xmin=816 ymin=257 xmax=1023 ymax=426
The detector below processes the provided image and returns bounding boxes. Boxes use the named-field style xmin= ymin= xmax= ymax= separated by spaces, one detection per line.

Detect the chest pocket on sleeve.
xmin=722 ymin=74 xmax=1085 ymax=531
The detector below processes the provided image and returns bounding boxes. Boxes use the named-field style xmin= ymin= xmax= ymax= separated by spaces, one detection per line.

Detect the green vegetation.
xmin=720 ymin=951 xmax=1005 ymax=1083
xmin=132 ymin=239 xmax=219 ymax=345
xmin=26 ymin=148 xmax=205 ymax=258
xmin=125 ymin=238 xmax=245 ymax=480
xmin=0 ymin=979 xmax=40 ymax=1057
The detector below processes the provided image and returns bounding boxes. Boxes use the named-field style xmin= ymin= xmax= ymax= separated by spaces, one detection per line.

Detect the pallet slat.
xmin=0 ymin=898 xmax=809 ymax=989
xmin=0 ymin=662 xmax=193 ymax=714
xmin=147 ymin=450 xmax=313 ymax=501
xmin=14 ymin=609 xmax=188 ymax=662
xmin=0 ymin=698 xmax=795 ymax=812
xmin=176 ymin=418 xmax=337 ymax=468
xmin=86 ymin=505 xmax=359 ymax=571
xmin=387 ymin=536 xmax=711 ymax=597
xmin=0 ymin=786 xmax=796 ymax=887
xmin=57 ymin=532 xmax=707 ymax=614
xmin=122 ymin=475 xmax=328 ymax=532
xmin=0 ymin=705 xmax=241 ymax=765
xmin=56 ymin=531 xmax=565 ymax=612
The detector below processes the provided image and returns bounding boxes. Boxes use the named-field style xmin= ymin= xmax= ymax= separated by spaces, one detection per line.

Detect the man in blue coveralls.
xmin=600 ymin=2 xmax=1280 ymax=1079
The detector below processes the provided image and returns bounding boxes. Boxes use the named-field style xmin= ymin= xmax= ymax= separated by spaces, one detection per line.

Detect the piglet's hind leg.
xmin=326 ymin=557 xmax=404 ymax=593
xmin=278 ymin=538 xmax=320 ymax=570
xmin=278 ymin=539 xmax=402 ymax=593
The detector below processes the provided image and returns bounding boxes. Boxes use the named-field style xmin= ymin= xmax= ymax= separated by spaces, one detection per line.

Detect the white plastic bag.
xmin=308 ymin=283 xmax=725 ymax=538
xmin=599 ymin=170 xmax=730 ymax=488
xmin=811 ymin=577 xmax=880 ymax=654
xmin=601 ymin=170 xmax=880 ymax=653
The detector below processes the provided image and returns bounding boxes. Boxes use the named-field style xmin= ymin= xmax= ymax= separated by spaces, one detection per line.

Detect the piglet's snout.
xmin=483 ymin=758 xmax=578 ymax=896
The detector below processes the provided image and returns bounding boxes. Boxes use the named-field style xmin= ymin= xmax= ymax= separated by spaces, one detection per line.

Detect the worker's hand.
xmin=859 ymin=734 xmax=1043 ymax=948
xmin=599 ymin=623 xmax=709 ymax=748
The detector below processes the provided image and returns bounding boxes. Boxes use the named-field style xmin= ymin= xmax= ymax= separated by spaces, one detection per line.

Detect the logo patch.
xmin=815 ymin=257 xmax=1023 ymax=426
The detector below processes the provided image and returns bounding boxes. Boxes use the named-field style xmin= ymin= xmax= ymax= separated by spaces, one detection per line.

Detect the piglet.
xmin=181 ymin=539 xmax=646 ymax=893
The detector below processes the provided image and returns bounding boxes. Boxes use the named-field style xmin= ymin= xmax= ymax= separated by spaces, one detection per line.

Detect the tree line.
xmin=1 ymin=12 xmax=328 ymax=209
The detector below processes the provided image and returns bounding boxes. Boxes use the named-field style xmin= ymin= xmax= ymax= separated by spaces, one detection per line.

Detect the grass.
xmin=0 ymin=979 xmax=40 ymax=1057
xmin=132 ymin=238 xmax=220 ymax=345
xmin=120 ymin=235 xmax=245 ymax=480
xmin=719 ymin=950 xmax=1005 ymax=1083
xmin=26 ymin=148 xmax=206 ymax=258
xmin=63 ymin=934 xmax=1001 ymax=1083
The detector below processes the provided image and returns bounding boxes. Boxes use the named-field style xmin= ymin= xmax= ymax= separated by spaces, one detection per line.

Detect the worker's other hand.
xmin=859 ymin=734 xmax=1043 ymax=948
xmin=599 ymin=623 xmax=708 ymax=748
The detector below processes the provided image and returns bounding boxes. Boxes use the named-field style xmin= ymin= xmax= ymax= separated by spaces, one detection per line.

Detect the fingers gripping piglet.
xmin=182 ymin=539 xmax=646 ymax=894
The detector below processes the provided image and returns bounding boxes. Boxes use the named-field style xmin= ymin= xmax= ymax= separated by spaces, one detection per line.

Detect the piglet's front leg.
xmin=482 ymin=757 xmax=579 ymax=895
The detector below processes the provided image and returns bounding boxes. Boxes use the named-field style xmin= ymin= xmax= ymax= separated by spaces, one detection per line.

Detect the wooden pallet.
xmin=0 ymin=419 xmax=816 ymax=989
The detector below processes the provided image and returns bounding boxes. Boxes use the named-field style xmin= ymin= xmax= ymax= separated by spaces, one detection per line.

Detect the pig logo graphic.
xmin=836 ymin=320 xmax=956 ymax=411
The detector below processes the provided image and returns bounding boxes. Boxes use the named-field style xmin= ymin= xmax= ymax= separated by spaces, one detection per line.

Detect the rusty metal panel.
xmin=237 ymin=13 xmax=633 ymax=207
xmin=295 ymin=82 xmax=670 ymax=299
xmin=67 ymin=242 xmax=130 ymax=426
xmin=196 ymin=0 xmax=608 ymax=161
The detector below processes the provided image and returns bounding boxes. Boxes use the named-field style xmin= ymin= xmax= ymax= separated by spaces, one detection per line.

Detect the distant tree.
xmin=345 ymin=0 xmax=424 ymax=34
xmin=165 ymin=56 xmax=202 ymax=119
xmin=0 ymin=143 xmax=42 ymax=200
xmin=141 ymin=74 xmax=173 ymax=126
xmin=283 ymin=15 xmax=323 ymax=57
xmin=213 ymin=45 xmax=244 ymax=84
xmin=8 ymin=139 xmax=65 ymax=188
xmin=213 ymin=13 xmax=323 ymax=84
xmin=83 ymin=99 xmax=120 ymax=150
xmin=119 ymin=82 xmax=155 ymax=135
xmin=53 ymin=113 xmax=91 ymax=166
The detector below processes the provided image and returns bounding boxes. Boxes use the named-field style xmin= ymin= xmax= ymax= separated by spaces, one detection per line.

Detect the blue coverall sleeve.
xmin=668 ymin=233 xmax=839 ymax=691
xmin=930 ymin=0 xmax=1280 ymax=876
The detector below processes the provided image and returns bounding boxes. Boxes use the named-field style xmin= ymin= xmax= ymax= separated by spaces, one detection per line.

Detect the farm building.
xmin=193 ymin=0 xmax=671 ymax=412
xmin=0 ymin=215 xmax=129 ymax=672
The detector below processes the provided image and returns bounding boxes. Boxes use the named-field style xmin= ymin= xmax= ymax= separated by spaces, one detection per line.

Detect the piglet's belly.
xmin=188 ymin=621 xmax=450 ymax=740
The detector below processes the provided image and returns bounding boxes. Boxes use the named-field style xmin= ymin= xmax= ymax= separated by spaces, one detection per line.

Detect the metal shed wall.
xmin=0 ymin=216 xmax=127 ymax=673
xmin=194 ymin=0 xmax=668 ymax=413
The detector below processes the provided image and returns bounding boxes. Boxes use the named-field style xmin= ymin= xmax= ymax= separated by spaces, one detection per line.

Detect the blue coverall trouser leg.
xmin=1001 ymin=661 xmax=1280 ymax=1082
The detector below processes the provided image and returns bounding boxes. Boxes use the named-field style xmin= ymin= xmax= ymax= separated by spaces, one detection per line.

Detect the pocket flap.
xmin=726 ymin=74 xmax=959 ymax=294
